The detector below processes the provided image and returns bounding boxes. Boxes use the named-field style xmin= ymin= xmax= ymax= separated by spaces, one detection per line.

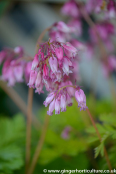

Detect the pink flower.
xmin=0 ymin=46 xmax=25 ymax=86
xmin=68 ymin=19 xmax=82 ymax=36
xmin=62 ymin=57 xmax=72 ymax=76
xmin=7 ymin=68 xmax=16 ymax=86
xmin=86 ymin=0 xmax=103 ymax=14
xmin=27 ymin=39 xmax=84 ymax=114
xmin=44 ymin=79 xmax=53 ymax=92
xmin=47 ymin=99 xmax=55 ymax=116
xmin=55 ymin=70 xmax=62 ymax=82
xmin=108 ymin=55 xmax=116 ymax=70
xmin=49 ymin=30 xmax=66 ymax=42
xmin=43 ymin=64 xmax=49 ymax=79
xmin=43 ymin=92 xmax=55 ymax=107
xmin=31 ymin=54 xmax=39 ymax=70
xmin=55 ymin=98 xmax=61 ymax=114
xmin=55 ymin=47 xmax=63 ymax=60
xmin=90 ymin=22 xmax=114 ymax=43
xmin=56 ymin=21 xmax=72 ymax=33
xmin=63 ymin=42 xmax=78 ymax=58
xmin=107 ymin=0 xmax=116 ymax=18
xmin=67 ymin=81 xmax=75 ymax=97
xmin=66 ymin=93 xmax=72 ymax=106
xmin=28 ymin=70 xmax=37 ymax=88
xmin=35 ymin=83 xmax=44 ymax=94
xmin=61 ymin=0 xmax=79 ymax=17
xmin=50 ymin=70 xmax=56 ymax=82
xmin=1 ymin=58 xmax=24 ymax=86
xmin=49 ymin=57 xmax=58 ymax=73
xmin=13 ymin=65 xmax=23 ymax=82
xmin=61 ymin=94 xmax=66 ymax=112
xmin=61 ymin=126 xmax=72 ymax=139
xmin=71 ymin=39 xmax=85 ymax=51
xmin=14 ymin=46 xmax=24 ymax=57
xmin=75 ymin=89 xmax=87 ymax=111
xmin=35 ymin=71 xmax=42 ymax=88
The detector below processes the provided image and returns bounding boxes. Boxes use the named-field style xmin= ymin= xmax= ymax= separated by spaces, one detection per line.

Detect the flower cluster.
xmin=28 ymin=39 xmax=87 ymax=115
xmin=60 ymin=0 xmax=116 ymax=78
xmin=49 ymin=21 xmax=77 ymax=43
xmin=0 ymin=47 xmax=32 ymax=86
xmin=28 ymin=40 xmax=78 ymax=92
xmin=86 ymin=0 xmax=116 ymax=18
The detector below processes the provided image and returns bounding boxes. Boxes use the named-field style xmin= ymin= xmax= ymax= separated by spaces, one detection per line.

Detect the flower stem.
xmin=35 ymin=26 xmax=52 ymax=54
xmin=25 ymin=26 xmax=52 ymax=174
xmin=86 ymin=108 xmax=112 ymax=172
xmin=27 ymin=114 xmax=50 ymax=174
xmin=0 ymin=80 xmax=41 ymax=129
xmin=26 ymin=88 xmax=34 ymax=174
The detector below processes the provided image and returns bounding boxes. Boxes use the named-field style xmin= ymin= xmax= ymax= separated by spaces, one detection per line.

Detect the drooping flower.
xmin=68 ymin=19 xmax=82 ymax=37
xmin=55 ymin=98 xmax=61 ymax=114
xmin=75 ymin=89 xmax=87 ymax=111
xmin=61 ymin=94 xmax=66 ymax=112
xmin=31 ymin=54 xmax=39 ymax=70
xmin=61 ymin=0 xmax=79 ymax=18
xmin=35 ymin=71 xmax=42 ymax=88
xmin=14 ymin=46 xmax=24 ymax=57
xmin=107 ymin=0 xmax=116 ymax=18
xmin=56 ymin=21 xmax=73 ymax=33
xmin=43 ymin=92 xmax=55 ymax=107
xmin=47 ymin=99 xmax=55 ymax=116
xmin=27 ymin=70 xmax=37 ymax=88
xmin=63 ymin=42 xmax=78 ymax=58
xmin=86 ymin=0 xmax=106 ymax=14
xmin=62 ymin=57 xmax=71 ymax=76
xmin=55 ymin=47 xmax=63 ymax=60
xmin=27 ymin=39 xmax=78 ymax=95
xmin=0 ymin=47 xmax=25 ymax=86
xmin=71 ymin=39 xmax=85 ymax=51
xmin=49 ymin=57 xmax=58 ymax=73
xmin=61 ymin=126 xmax=72 ymax=139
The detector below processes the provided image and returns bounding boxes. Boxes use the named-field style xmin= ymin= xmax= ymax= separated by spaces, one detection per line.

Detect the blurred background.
xmin=0 ymin=0 xmax=116 ymax=174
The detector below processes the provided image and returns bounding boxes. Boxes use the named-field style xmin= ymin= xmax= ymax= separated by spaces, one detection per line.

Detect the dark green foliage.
xmin=86 ymin=113 xmax=116 ymax=167
xmin=0 ymin=96 xmax=116 ymax=173
xmin=0 ymin=114 xmax=25 ymax=174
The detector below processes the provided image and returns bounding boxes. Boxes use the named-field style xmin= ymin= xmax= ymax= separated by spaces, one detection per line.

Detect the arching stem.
xmin=27 ymin=115 xmax=50 ymax=174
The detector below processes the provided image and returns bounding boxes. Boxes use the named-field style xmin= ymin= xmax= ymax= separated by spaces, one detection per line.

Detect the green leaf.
xmin=101 ymin=133 xmax=110 ymax=142
xmin=0 ymin=145 xmax=23 ymax=168
xmin=87 ymin=136 xmax=99 ymax=143
xmin=0 ymin=113 xmax=25 ymax=146
xmin=86 ymin=124 xmax=106 ymax=134
xmin=86 ymin=125 xmax=96 ymax=134
xmin=99 ymin=113 xmax=116 ymax=128
xmin=111 ymin=131 xmax=116 ymax=139
xmin=0 ymin=114 xmax=25 ymax=173
xmin=94 ymin=143 xmax=104 ymax=158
